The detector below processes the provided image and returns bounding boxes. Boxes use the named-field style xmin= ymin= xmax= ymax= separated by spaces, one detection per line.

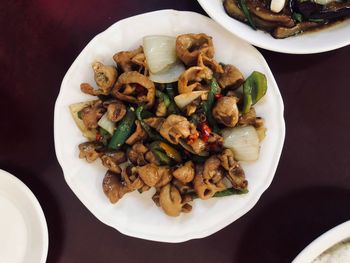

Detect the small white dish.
xmin=0 ymin=169 xmax=48 ymax=263
xmin=293 ymin=220 xmax=350 ymax=262
xmin=54 ymin=9 xmax=285 ymax=242
xmin=197 ymin=0 xmax=350 ymax=54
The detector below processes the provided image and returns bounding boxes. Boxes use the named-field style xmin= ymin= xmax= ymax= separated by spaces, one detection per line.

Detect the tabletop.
xmin=1 ymin=1 xmax=350 ymax=262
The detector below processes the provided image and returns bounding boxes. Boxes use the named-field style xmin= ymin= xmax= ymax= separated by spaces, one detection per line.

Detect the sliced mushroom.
xmin=173 ymin=161 xmax=195 ymax=184
xmin=104 ymin=99 xmax=127 ymax=122
xmin=100 ymin=150 xmax=126 ymax=174
xmin=212 ymin=96 xmax=239 ymax=127
xmin=112 ymin=71 xmax=155 ymax=109
xmin=176 ymin=33 xmax=215 ymax=66
xmin=125 ymin=120 xmax=147 ymax=145
xmin=159 ymin=114 xmax=197 ymax=144
xmin=102 ymin=170 xmax=129 ymax=203
xmin=79 ymin=100 xmax=105 ymax=129
xmin=78 ymin=141 xmax=104 ymax=162
xmin=159 ymin=184 xmax=183 ymax=217
xmin=216 ymin=64 xmax=244 ymax=90
xmin=219 ymin=149 xmax=248 ymax=190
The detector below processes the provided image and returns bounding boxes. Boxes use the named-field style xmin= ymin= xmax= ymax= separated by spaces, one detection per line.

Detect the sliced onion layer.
xmin=149 ymin=60 xmax=185 ymax=83
xmin=174 ymin=90 xmax=208 ymax=109
xmin=222 ymin=125 xmax=260 ymax=162
xmin=143 ymin=35 xmax=176 ymax=74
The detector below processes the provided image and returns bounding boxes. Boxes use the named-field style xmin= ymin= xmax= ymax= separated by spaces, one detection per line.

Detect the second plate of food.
xmin=197 ymin=0 xmax=350 ymax=54
xmin=54 ymin=9 xmax=285 ymax=242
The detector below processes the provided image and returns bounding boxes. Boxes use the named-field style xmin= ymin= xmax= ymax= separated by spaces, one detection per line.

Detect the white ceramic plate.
xmin=197 ymin=0 xmax=350 ymax=54
xmin=54 ymin=9 xmax=285 ymax=242
xmin=293 ymin=220 xmax=350 ymax=262
xmin=0 ymin=169 xmax=48 ymax=263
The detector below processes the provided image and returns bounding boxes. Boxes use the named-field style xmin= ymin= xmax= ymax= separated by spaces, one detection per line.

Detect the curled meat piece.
xmin=203 ymin=155 xmax=226 ymax=180
xmin=217 ymin=64 xmax=244 ymax=90
xmin=193 ymin=164 xmax=226 ymax=200
xmin=239 ymin=107 xmax=257 ymax=126
xmin=178 ymin=66 xmax=212 ymax=94
xmin=219 ymin=149 xmax=248 ymax=190
xmin=79 ymin=100 xmax=105 ymax=129
xmin=160 ymin=115 xmax=197 ymax=144
xmin=137 ymin=164 xmax=170 ymax=187
xmin=112 ymin=71 xmax=155 ymax=109
xmin=103 ymin=100 xmax=126 ymax=122
xmin=198 ymin=53 xmax=224 ymax=74
xmin=176 ymin=33 xmax=214 ymax=66
xmin=100 ymin=151 xmax=126 ymax=174
xmin=80 ymin=62 xmax=118 ymax=96
xmin=125 ymin=120 xmax=147 ymax=145
xmin=127 ymin=142 xmax=151 ymax=166
xmin=113 ymin=46 xmax=147 ymax=73
xmin=78 ymin=141 xmax=104 ymax=162
xmin=154 ymin=166 xmax=172 ymax=188
xmin=93 ymin=62 xmax=118 ymax=92
xmin=212 ymin=96 xmax=239 ymax=127
xmin=144 ymin=117 xmax=165 ymax=131
xmin=159 ymin=184 xmax=183 ymax=217
xmin=121 ymin=165 xmax=144 ymax=191
xmin=102 ymin=170 xmax=129 ymax=203
xmin=173 ymin=161 xmax=195 ymax=184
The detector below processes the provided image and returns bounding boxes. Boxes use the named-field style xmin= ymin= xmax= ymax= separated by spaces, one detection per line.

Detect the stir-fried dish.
xmin=70 ymin=33 xmax=268 ymax=217
xmin=224 ymin=0 xmax=350 ymax=38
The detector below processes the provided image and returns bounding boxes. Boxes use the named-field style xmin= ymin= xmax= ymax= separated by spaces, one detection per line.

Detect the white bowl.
xmin=197 ymin=0 xmax=350 ymax=54
xmin=293 ymin=220 xmax=350 ymax=262
xmin=54 ymin=9 xmax=285 ymax=242
xmin=0 ymin=169 xmax=48 ymax=263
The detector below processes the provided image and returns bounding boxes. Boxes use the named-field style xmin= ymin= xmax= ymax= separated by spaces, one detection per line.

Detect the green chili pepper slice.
xmin=202 ymin=78 xmax=220 ymax=133
xmin=242 ymin=71 xmax=267 ymax=113
xmin=190 ymin=187 xmax=248 ymax=199
xmin=108 ymin=107 xmax=136 ymax=149
xmin=239 ymin=0 xmax=256 ymax=30
xmin=136 ymin=105 xmax=164 ymax=141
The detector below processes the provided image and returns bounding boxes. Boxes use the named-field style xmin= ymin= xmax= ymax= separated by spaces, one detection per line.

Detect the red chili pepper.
xmin=215 ymin=93 xmax=223 ymax=100
xmin=198 ymin=122 xmax=211 ymax=142
xmin=95 ymin=132 xmax=101 ymax=141
xmin=187 ymin=132 xmax=199 ymax=145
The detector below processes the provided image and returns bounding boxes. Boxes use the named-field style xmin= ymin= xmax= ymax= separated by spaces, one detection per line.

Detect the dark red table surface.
xmin=1 ymin=1 xmax=350 ymax=262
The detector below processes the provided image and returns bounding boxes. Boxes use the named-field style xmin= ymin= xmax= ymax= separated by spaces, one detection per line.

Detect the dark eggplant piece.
xmin=272 ymin=21 xmax=319 ymax=38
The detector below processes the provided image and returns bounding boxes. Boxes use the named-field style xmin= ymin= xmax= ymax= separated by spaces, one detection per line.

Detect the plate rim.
xmin=54 ymin=9 xmax=285 ymax=242
xmin=0 ymin=169 xmax=49 ymax=262
xmin=197 ymin=0 xmax=350 ymax=54
xmin=293 ymin=220 xmax=350 ymax=262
